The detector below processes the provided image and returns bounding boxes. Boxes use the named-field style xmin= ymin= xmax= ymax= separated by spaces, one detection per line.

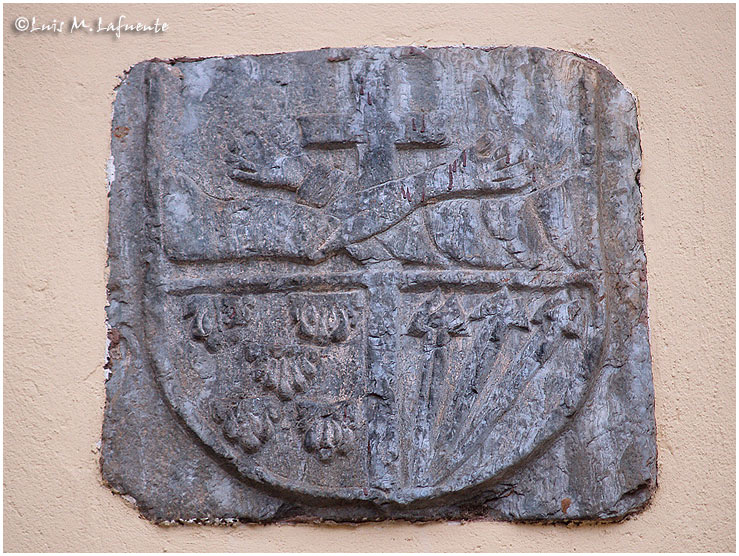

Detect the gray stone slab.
xmin=103 ymin=46 xmax=657 ymax=523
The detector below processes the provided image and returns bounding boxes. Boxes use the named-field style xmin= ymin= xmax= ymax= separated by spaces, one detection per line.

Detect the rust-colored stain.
xmin=105 ymin=328 xmax=122 ymax=369
xmin=561 ymin=497 xmax=571 ymax=514
xmin=108 ymin=328 xmax=121 ymax=348
xmin=113 ymin=126 xmax=129 ymax=139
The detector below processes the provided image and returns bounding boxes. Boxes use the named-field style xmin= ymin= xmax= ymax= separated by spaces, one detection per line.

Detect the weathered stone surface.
xmin=103 ymin=46 xmax=656 ymax=523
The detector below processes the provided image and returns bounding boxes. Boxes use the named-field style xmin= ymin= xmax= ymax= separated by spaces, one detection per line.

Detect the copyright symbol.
xmin=14 ymin=17 xmax=29 ymax=32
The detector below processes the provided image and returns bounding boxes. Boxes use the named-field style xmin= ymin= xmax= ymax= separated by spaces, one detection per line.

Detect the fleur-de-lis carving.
xmin=184 ymin=297 xmax=222 ymax=352
xmin=290 ymin=297 xmax=352 ymax=345
xmin=184 ymin=296 xmax=253 ymax=352
xmin=529 ymin=296 xmax=583 ymax=339
xmin=407 ymin=289 xmax=469 ymax=345
xmin=219 ymin=398 xmax=281 ymax=454
xmin=251 ymin=348 xmax=318 ymax=401
xmin=304 ymin=415 xmax=354 ymax=463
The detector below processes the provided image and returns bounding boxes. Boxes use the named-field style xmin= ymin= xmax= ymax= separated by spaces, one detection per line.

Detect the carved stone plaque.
xmin=103 ymin=46 xmax=656 ymax=523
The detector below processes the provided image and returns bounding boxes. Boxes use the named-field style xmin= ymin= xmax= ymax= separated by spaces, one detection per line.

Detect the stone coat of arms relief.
xmin=103 ymin=46 xmax=656 ymax=523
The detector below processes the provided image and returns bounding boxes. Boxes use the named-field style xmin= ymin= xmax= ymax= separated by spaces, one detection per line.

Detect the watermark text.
xmin=14 ymin=15 xmax=168 ymax=38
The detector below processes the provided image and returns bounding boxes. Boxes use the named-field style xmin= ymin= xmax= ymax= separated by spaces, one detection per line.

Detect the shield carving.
xmin=106 ymin=46 xmax=654 ymax=520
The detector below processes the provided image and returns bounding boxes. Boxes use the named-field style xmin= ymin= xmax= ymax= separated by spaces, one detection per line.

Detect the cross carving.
xmin=297 ymin=109 xmax=449 ymax=190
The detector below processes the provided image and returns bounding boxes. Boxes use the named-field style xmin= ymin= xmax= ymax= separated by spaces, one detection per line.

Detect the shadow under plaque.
xmin=102 ymin=46 xmax=657 ymax=524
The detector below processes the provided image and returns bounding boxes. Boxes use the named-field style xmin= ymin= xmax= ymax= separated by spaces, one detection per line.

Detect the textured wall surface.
xmin=4 ymin=3 xmax=735 ymax=552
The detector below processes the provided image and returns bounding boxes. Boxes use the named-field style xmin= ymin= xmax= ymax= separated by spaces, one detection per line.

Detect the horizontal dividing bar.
xmin=398 ymin=269 xmax=602 ymax=293
xmin=162 ymin=269 xmax=603 ymax=296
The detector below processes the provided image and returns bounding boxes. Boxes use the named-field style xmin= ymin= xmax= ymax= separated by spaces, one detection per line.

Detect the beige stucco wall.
xmin=4 ymin=3 xmax=735 ymax=552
